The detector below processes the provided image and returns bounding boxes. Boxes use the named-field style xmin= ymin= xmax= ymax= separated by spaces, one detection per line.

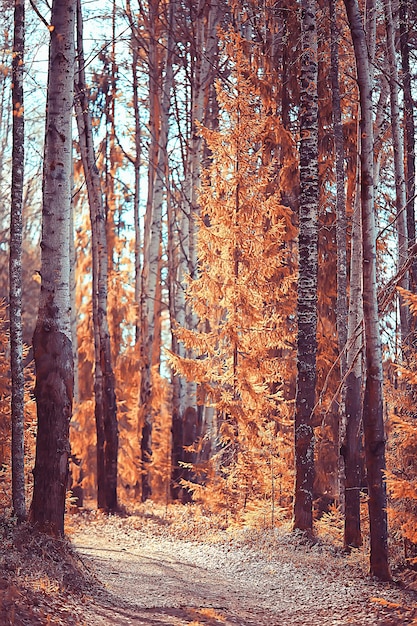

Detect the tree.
xmin=139 ymin=0 xmax=175 ymax=501
xmin=343 ymin=0 xmax=391 ymax=580
xmin=170 ymin=29 xmax=295 ymax=512
xmin=169 ymin=0 xmax=222 ymax=500
xmin=30 ymin=0 xmax=75 ymax=536
xmin=399 ymin=0 xmax=416 ymax=288
xmin=293 ymin=0 xmax=319 ymax=532
xmin=74 ymin=0 xmax=118 ymax=512
xmin=9 ymin=0 xmax=26 ymax=522
xmin=384 ymin=0 xmax=409 ymax=344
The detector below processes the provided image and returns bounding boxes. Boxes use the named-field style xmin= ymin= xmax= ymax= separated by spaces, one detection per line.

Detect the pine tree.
xmin=169 ymin=30 xmax=296 ymax=512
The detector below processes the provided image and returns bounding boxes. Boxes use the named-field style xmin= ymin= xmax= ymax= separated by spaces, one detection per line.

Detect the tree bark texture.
xmin=343 ymin=0 xmax=391 ymax=580
xmin=10 ymin=0 xmax=26 ymax=522
xmin=330 ymin=0 xmax=347 ymax=377
xmin=399 ymin=0 xmax=416 ymax=288
xmin=75 ymin=0 xmax=118 ymax=512
xmin=344 ymin=193 xmax=364 ymax=549
xmin=330 ymin=0 xmax=348 ymax=511
xmin=293 ymin=0 xmax=319 ymax=532
xmin=30 ymin=0 xmax=75 ymax=537
xmin=139 ymin=0 xmax=166 ymax=501
xmin=384 ymin=0 xmax=409 ymax=342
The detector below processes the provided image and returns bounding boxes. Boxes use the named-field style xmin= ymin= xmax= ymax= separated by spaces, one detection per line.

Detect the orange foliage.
xmin=169 ymin=30 xmax=296 ymax=520
xmin=385 ymin=289 xmax=417 ymax=553
xmin=70 ymin=182 xmax=143 ymax=507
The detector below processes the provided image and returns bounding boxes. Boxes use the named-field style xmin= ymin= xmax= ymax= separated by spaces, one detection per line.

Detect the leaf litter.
xmin=1 ymin=504 xmax=417 ymax=625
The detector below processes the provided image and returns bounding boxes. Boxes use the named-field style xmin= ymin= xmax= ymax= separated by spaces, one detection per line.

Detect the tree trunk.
xmin=170 ymin=0 xmax=221 ymax=499
xmin=75 ymin=0 xmax=118 ymax=512
xmin=384 ymin=0 xmax=409 ymax=343
xmin=399 ymin=0 xmax=416 ymax=289
xmin=330 ymin=0 xmax=347 ymax=380
xmin=293 ymin=0 xmax=319 ymax=533
xmin=69 ymin=191 xmax=79 ymax=404
xmin=30 ymin=0 xmax=75 ymax=537
xmin=329 ymin=0 xmax=348 ymax=512
xmin=343 ymin=0 xmax=391 ymax=580
xmin=126 ymin=0 xmax=142 ymax=343
xmin=140 ymin=0 xmax=175 ymax=500
xmin=9 ymin=0 xmax=26 ymax=522
xmin=344 ymin=191 xmax=364 ymax=549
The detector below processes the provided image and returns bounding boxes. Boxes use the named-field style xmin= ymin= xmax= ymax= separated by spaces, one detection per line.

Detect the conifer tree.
xmin=170 ymin=30 xmax=295 ymax=510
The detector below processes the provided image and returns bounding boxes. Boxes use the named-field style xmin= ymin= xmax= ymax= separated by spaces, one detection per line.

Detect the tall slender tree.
xmin=139 ymin=0 xmax=171 ymax=500
xmin=343 ymin=0 xmax=391 ymax=580
xmin=9 ymin=0 xmax=26 ymax=522
xmin=170 ymin=0 xmax=222 ymax=500
xmin=399 ymin=0 xmax=416 ymax=289
xmin=30 ymin=0 xmax=75 ymax=536
xmin=384 ymin=0 xmax=409 ymax=343
xmin=293 ymin=0 xmax=319 ymax=532
xmin=75 ymin=0 xmax=118 ymax=512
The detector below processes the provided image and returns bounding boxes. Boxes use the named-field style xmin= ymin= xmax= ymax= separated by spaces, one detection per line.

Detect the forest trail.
xmin=70 ymin=510 xmax=417 ymax=626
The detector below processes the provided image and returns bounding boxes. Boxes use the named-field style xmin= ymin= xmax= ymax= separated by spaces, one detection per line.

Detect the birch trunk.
xmin=330 ymin=0 xmax=347 ymax=378
xmin=384 ymin=0 xmax=409 ymax=342
xmin=10 ymin=0 xmax=26 ymax=522
xmin=75 ymin=0 xmax=118 ymax=512
xmin=293 ymin=0 xmax=319 ymax=532
xmin=140 ymin=0 xmax=174 ymax=500
xmin=30 ymin=0 xmax=75 ymax=537
xmin=126 ymin=0 xmax=142 ymax=343
xmin=329 ymin=0 xmax=348 ymax=512
xmin=69 ymin=190 xmax=79 ymax=404
xmin=343 ymin=0 xmax=391 ymax=580
xmin=344 ymin=191 xmax=364 ymax=548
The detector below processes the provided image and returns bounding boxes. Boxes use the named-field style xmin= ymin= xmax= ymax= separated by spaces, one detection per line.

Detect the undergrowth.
xmin=0 ymin=515 xmax=94 ymax=626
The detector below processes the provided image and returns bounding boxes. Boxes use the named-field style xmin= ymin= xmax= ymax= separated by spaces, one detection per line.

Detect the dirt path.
xmin=70 ymin=513 xmax=417 ymax=626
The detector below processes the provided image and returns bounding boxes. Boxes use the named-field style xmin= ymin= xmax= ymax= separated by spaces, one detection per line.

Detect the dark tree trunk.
xmin=399 ymin=0 xmax=416 ymax=289
xmin=10 ymin=0 xmax=26 ymax=522
xmin=30 ymin=0 xmax=76 ymax=537
xmin=293 ymin=0 xmax=319 ymax=532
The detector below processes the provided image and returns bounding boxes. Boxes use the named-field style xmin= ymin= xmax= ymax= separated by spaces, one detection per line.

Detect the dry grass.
xmin=0 ymin=515 xmax=95 ymax=626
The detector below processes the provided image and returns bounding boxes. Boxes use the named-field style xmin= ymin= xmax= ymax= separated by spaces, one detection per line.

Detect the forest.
xmin=1 ymin=0 xmax=417 ymax=613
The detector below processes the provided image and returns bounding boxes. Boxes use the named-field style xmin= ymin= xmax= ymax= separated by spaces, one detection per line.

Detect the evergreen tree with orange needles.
xmin=169 ymin=30 xmax=296 ymax=513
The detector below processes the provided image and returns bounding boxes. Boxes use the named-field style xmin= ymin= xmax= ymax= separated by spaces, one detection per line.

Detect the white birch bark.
xmin=140 ymin=0 xmax=175 ymax=500
xmin=384 ymin=0 xmax=409 ymax=342
xmin=30 ymin=0 xmax=75 ymax=536
xmin=343 ymin=0 xmax=391 ymax=580
xmin=75 ymin=0 xmax=118 ymax=511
